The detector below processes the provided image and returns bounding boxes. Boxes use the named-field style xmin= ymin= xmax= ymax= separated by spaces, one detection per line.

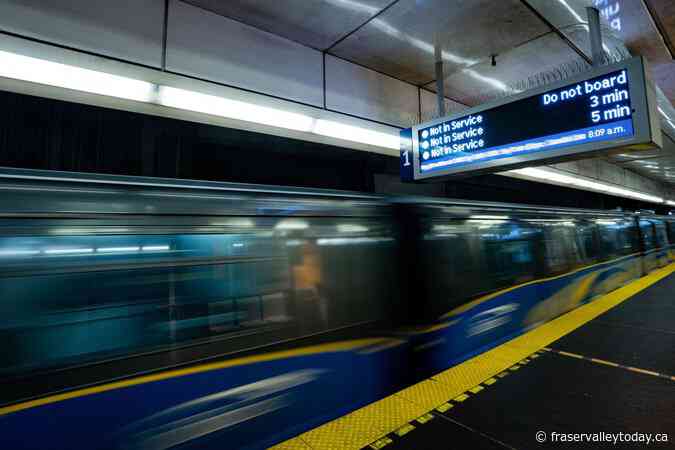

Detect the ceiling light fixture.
xmin=0 ymin=50 xmax=155 ymax=102
xmin=508 ymin=167 xmax=665 ymax=204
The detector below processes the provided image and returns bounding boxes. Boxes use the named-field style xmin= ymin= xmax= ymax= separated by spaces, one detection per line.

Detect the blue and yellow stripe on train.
xmin=407 ymin=253 xmax=644 ymax=376
xmin=0 ymin=337 xmax=410 ymax=450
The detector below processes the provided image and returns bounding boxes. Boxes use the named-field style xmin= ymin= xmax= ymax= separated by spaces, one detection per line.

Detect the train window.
xmin=421 ymin=220 xmax=486 ymax=310
xmin=419 ymin=218 xmax=543 ymax=314
xmin=539 ymin=223 xmax=584 ymax=275
xmin=574 ymin=221 xmax=600 ymax=265
xmin=617 ymin=220 xmax=640 ymax=255
xmin=0 ymin=230 xmax=294 ymax=376
xmin=639 ymin=220 xmax=657 ymax=251
xmin=654 ymin=221 xmax=668 ymax=248
xmin=477 ymin=220 xmax=540 ymax=290
xmin=666 ymin=221 xmax=675 ymax=244
xmin=297 ymin=221 xmax=397 ymax=329
xmin=597 ymin=219 xmax=638 ymax=259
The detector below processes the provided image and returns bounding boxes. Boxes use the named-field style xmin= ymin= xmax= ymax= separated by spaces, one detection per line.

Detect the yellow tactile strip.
xmin=297 ymin=394 xmax=428 ymax=450
xmin=271 ymin=263 xmax=675 ymax=450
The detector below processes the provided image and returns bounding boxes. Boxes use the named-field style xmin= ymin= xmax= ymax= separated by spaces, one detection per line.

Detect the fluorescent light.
xmin=50 ymin=228 xmax=130 ymax=234
xmin=44 ymin=248 xmax=94 ymax=254
xmin=468 ymin=220 xmax=508 ymax=225
xmin=212 ymin=219 xmax=255 ymax=228
xmin=313 ymin=119 xmax=399 ymax=150
xmin=97 ymin=246 xmax=140 ymax=252
xmin=159 ymin=86 xmax=314 ymax=132
xmin=147 ymin=87 xmax=403 ymax=150
xmin=666 ymin=200 xmax=675 ymax=207
xmin=509 ymin=167 xmax=665 ymax=204
xmin=0 ymin=50 xmax=154 ymax=102
xmin=337 ymin=224 xmax=369 ymax=233
xmin=317 ymin=237 xmax=393 ymax=246
xmin=469 ymin=215 xmax=509 ymax=220
xmin=0 ymin=249 xmax=40 ymax=257
xmin=142 ymin=245 xmax=170 ymax=251
xmin=275 ymin=219 xmax=309 ymax=230
xmin=159 ymin=87 xmax=399 ymax=150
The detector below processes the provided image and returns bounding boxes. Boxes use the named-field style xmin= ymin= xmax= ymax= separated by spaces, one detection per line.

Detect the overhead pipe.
xmin=434 ymin=44 xmax=446 ymax=117
xmin=586 ymin=7 xmax=605 ymax=66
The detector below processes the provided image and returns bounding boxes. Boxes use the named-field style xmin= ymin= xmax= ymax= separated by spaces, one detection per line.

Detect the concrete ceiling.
xmin=185 ymin=0 xmax=675 ymax=185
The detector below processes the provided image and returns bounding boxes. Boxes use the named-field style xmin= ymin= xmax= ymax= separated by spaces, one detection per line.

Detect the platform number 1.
xmin=402 ymin=150 xmax=411 ymax=167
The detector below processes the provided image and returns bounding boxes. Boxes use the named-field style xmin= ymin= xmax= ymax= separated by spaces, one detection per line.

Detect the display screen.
xmin=417 ymin=69 xmax=635 ymax=175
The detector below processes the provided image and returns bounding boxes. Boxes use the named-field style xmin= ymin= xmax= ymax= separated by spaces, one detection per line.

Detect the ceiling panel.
xmin=608 ymin=133 xmax=675 ymax=184
xmin=608 ymin=151 xmax=665 ymax=162
xmin=0 ymin=0 xmax=165 ymax=68
xmin=182 ymin=0 xmax=391 ymax=50
xmin=425 ymin=32 xmax=580 ymax=106
xmin=419 ymin=89 xmax=467 ymax=123
xmin=329 ymin=0 xmax=550 ymax=86
xmin=652 ymin=61 xmax=675 ymax=106
xmin=645 ymin=0 xmax=675 ymax=55
xmin=167 ymin=1 xmax=324 ymax=106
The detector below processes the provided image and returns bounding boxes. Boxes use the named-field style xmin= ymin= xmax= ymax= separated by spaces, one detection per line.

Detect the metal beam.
xmin=586 ymin=7 xmax=604 ymax=66
xmin=434 ymin=44 xmax=445 ymax=117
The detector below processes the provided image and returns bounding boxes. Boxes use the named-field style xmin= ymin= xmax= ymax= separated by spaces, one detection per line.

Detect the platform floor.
xmin=273 ymin=264 xmax=675 ymax=450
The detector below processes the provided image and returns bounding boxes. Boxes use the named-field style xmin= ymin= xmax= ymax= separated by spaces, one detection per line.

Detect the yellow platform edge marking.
xmin=550 ymin=348 xmax=673 ymax=380
xmin=469 ymin=385 xmax=484 ymax=394
xmin=368 ymin=437 xmax=392 ymax=450
xmin=277 ymin=263 xmax=674 ymax=450
xmin=626 ymin=366 xmax=661 ymax=377
xmin=435 ymin=403 xmax=452 ymax=412
xmin=416 ymin=413 xmax=434 ymax=424
xmin=453 ymin=393 xmax=469 ymax=402
xmin=590 ymin=358 xmax=619 ymax=367
xmin=558 ymin=350 xmax=583 ymax=359
xmin=394 ymin=423 xmax=415 ymax=437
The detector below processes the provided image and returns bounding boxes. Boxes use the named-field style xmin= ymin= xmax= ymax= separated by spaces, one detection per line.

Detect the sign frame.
xmin=405 ymin=56 xmax=661 ymax=181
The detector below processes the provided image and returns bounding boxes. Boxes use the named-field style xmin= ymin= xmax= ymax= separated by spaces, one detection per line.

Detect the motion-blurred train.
xmin=0 ymin=168 xmax=672 ymax=450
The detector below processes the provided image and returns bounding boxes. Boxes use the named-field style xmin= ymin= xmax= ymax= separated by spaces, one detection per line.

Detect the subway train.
xmin=0 ymin=168 xmax=672 ymax=450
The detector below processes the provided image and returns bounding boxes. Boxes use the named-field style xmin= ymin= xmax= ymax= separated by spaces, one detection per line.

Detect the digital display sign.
xmin=401 ymin=57 xmax=661 ymax=181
